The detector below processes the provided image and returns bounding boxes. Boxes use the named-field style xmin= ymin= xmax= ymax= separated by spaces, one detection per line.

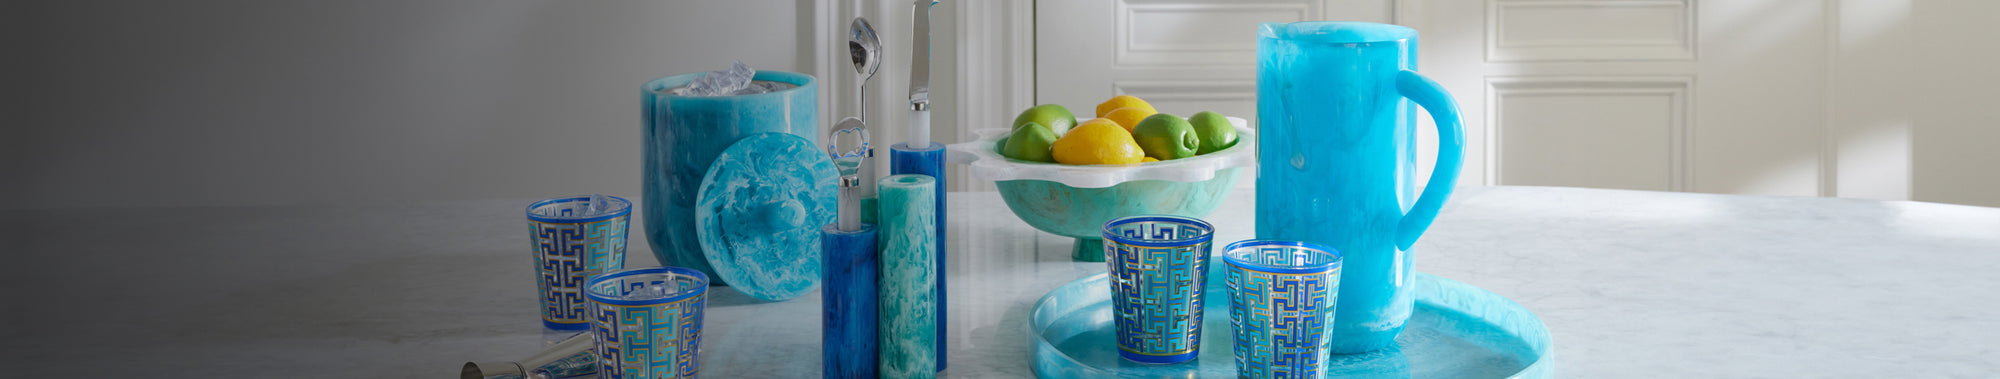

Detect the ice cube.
xmin=680 ymin=60 xmax=756 ymax=96
xmin=533 ymin=195 xmax=622 ymax=219
xmin=758 ymin=81 xmax=796 ymax=92
xmin=533 ymin=203 xmax=562 ymax=218
xmin=625 ymin=282 xmax=670 ymax=299
xmin=584 ymin=194 xmax=608 ymax=215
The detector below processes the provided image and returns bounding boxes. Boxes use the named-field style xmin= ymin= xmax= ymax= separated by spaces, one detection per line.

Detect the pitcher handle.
xmin=1392 ymin=70 xmax=1465 ymax=251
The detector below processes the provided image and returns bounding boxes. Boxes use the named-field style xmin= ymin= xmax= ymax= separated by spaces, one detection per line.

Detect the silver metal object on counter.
xmin=461 ymin=332 xmax=595 ymax=379
xmin=849 ymin=17 xmax=882 ymax=201
xmin=829 ymin=117 xmax=871 ymax=232
xmin=849 ymin=17 xmax=883 ymax=123
xmin=907 ymin=0 xmax=939 ymax=146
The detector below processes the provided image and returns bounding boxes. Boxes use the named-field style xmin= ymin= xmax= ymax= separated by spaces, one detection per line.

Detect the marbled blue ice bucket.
xmin=1103 ymin=215 xmax=1215 ymax=364
xmin=642 ymin=71 xmax=818 ymax=284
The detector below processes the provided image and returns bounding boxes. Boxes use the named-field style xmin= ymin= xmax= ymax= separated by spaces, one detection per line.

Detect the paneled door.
xmin=1041 ymin=0 xmax=1864 ymax=197
xmin=1036 ymin=0 xmax=1394 ymax=133
xmin=1406 ymin=0 xmax=1836 ymax=195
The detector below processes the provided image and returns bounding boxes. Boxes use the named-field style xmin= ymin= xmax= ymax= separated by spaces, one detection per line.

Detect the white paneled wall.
xmin=1019 ymin=0 xmax=1995 ymax=206
xmin=1399 ymin=0 xmax=2000 ymax=207
xmin=1038 ymin=0 xmax=1393 ymax=129
xmin=1909 ymin=1 xmax=2000 ymax=207
xmin=16 ymin=0 xmax=1986 ymax=208
xmin=1486 ymin=77 xmax=1693 ymax=191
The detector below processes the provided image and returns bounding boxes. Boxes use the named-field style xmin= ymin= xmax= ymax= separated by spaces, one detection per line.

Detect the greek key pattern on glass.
xmin=532 ymin=215 xmax=629 ymax=324
xmin=591 ymin=290 xmax=705 ymax=379
xmin=1107 ymin=241 xmax=1209 ymax=357
xmin=1229 ymin=265 xmax=1337 ymax=378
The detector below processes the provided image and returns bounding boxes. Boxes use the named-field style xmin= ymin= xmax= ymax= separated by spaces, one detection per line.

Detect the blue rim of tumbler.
xmin=583 ymin=266 xmax=710 ymax=306
xmin=1101 ymin=215 xmax=1216 ymax=248
xmin=1221 ymin=240 xmax=1342 ymax=274
xmin=526 ymin=195 xmax=632 ymax=224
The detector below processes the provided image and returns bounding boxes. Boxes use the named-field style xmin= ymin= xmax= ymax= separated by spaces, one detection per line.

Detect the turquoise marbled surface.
xmin=995 ymin=168 xmax=1240 ymax=262
xmin=1255 ymin=22 xmax=1464 ymax=353
xmin=821 ymin=223 xmax=879 ymax=379
xmin=890 ymin=141 xmax=948 ymax=372
xmin=1028 ymin=263 xmax=1551 ymax=379
xmin=693 ymin=133 xmax=836 ymax=302
xmin=876 ymin=174 xmax=937 ymax=379
xmin=641 ymin=70 xmax=819 ymax=284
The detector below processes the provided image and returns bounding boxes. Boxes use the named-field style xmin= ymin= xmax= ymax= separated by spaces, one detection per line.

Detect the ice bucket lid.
xmin=694 ymin=132 xmax=837 ymax=301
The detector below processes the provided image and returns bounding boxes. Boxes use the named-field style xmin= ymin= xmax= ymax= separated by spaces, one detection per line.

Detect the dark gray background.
xmin=4 ymin=0 xmax=818 ymax=210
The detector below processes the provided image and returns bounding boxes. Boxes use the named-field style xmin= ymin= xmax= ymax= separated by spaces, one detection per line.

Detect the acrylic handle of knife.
xmin=907 ymin=109 xmax=930 ymax=147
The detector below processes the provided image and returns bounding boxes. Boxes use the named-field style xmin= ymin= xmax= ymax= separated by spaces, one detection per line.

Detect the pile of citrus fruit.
xmin=1002 ymin=95 xmax=1237 ymax=165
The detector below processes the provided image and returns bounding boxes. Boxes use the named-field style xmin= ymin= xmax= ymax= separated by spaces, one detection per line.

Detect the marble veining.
xmin=694 ymin=133 xmax=836 ymax=302
xmin=822 ymin=223 xmax=879 ymax=379
xmin=13 ymin=187 xmax=2000 ymax=377
xmin=891 ymin=142 xmax=950 ymax=372
xmin=878 ymin=175 xmax=938 ymax=378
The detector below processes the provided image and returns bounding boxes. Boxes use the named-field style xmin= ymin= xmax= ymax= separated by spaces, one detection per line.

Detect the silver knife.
xmin=907 ymin=0 xmax=939 ymax=147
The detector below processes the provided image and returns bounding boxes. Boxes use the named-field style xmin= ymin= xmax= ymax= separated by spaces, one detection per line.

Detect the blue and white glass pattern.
xmin=1102 ymin=215 xmax=1215 ymax=364
xmin=1224 ymin=240 xmax=1342 ymax=379
xmin=585 ymin=267 xmax=709 ymax=379
xmin=529 ymin=195 xmax=633 ymax=330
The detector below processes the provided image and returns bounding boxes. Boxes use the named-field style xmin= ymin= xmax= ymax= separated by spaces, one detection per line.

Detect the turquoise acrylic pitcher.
xmin=1254 ymin=21 xmax=1464 ymax=354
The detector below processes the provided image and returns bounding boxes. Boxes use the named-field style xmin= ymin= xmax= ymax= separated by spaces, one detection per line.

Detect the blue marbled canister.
xmin=876 ymin=174 xmax=936 ymax=379
xmin=889 ymin=141 xmax=947 ymax=371
xmin=822 ymin=223 xmax=879 ymax=379
xmin=641 ymin=71 xmax=818 ymax=283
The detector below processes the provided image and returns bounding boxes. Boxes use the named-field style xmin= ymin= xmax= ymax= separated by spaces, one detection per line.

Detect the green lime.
xmin=1013 ymin=104 xmax=1077 ymax=136
xmin=1132 ymin=113 xmax=1198 ymax=160
xmin=1002 ymin=122 xmax=1059 ymax=163
xmin=1188 ymin=111 xmax=1237 ymax=154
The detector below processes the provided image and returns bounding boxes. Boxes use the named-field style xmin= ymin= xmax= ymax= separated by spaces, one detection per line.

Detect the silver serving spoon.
xmin=848 ymin=17 xmax=882 ymax=122
xmin=848 ymin=17 xmax=882 ymax=200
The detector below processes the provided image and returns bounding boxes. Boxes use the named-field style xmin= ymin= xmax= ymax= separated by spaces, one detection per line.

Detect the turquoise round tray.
xmin=1030 ymin=262 xmax=1553 ymax=378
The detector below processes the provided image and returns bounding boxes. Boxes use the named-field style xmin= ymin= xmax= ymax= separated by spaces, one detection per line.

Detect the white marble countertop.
xmin=6 ymin=186 xmax=1998 ymax=377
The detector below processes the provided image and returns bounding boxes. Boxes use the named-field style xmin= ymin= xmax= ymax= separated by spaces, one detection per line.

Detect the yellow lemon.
xmin=1096 ymin=95 xmax=1157 ymax=118
xmin=1103 ymin=106 xmax=1156 ymax=133
xmin=1077 ymin=117 xmax=1121 ymax=130
xmin=1141 ymin=157 xmax=1159 ymax=163
xmin=1052 ymin=120 xmax=1146 ymax=165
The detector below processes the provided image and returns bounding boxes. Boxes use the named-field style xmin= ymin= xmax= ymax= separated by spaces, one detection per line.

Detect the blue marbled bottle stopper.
xmin=876 ymin=174 xmax=937 ymax=379
xmin=822 ymin=223 xmax=879 ymax=379
xmin=889 ymin=141 xmax=946 ymax=372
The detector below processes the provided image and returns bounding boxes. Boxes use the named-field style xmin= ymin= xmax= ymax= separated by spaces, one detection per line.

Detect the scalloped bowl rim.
xmin=945 ymin=116 xmax=1257 ymax=188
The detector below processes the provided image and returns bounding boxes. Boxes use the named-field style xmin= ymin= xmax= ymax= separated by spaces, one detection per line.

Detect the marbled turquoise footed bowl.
xmin=947 ymin=119 xmax=1256 ymax=262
